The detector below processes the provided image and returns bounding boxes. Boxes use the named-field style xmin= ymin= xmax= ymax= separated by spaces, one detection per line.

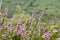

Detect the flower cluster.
xmin=0 ymin=6 xmax=60 ymax=40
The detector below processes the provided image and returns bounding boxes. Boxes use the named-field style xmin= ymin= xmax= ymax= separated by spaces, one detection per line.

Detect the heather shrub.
xmin=0 ymin=6 xmax=60 ymax=40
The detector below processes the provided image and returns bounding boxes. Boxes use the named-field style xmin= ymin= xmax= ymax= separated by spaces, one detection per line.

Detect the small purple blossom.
xmin=7 ymin=27 xmax=12 ymax=32
xmin=42 ymin=32 xmax=52 ymax=40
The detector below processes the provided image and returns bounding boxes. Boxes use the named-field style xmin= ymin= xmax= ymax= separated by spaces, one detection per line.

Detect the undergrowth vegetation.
xmin=0 ymin=6 xmax=60 ymax=40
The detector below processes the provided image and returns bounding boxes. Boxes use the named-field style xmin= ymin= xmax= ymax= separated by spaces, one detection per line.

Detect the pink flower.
xmin=17 ymin=16 xmax=24 ymax=25
xmin=14 ymin=24 xmax=25 ymax=36
xmin=3 ymin=5 xmax=8 ymax=18
xmin=9 ymin=13 xmax=16 ymax=25
xmin=19 ymin=25 xmax=25 ymax=34
xmin=17 ymin=19 xmax=22 ymax=25
xmin=42 ymin=32 xmax=52 ymax=40
xmin=13 ymin=29 xmax=18 ymax=35
xmin=7 ymin=27 xmax=12 ymax=32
